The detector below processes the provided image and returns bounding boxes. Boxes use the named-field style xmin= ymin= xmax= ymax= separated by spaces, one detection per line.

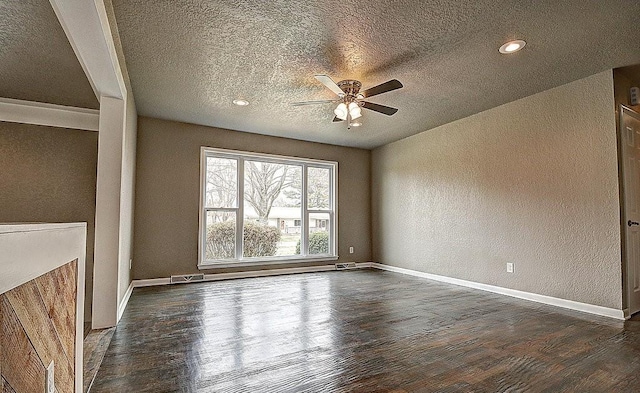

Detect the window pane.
xmin=205 ymin=211 xmax=236 ymax=260
xmin=244 ymin=161 xmax=302 ymax=257
xmin=308 ymin=212 xmax=330 ymax=255
xmin=307 ymin=167 xmax=330 ymax=209
xmin=205 ymin=156 xmax=237 ymax=208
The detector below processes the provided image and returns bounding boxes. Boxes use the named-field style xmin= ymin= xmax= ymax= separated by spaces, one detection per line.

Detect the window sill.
xmin=198 ymin=255 xmax=339 ymax=270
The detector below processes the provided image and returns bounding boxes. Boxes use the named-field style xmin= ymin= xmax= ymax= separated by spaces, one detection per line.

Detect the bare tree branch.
xmin=244 ymin=161 xmax=293 ymax=223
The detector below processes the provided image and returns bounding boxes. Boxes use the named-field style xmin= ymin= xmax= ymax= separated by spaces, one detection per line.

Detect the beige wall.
xmin=133 ymin=116 xmax=371 ymax=279
xmin=0 ymin=122 xmax=97 ymax=319
xmin=372 ymin=71 xmax=622 ymax=309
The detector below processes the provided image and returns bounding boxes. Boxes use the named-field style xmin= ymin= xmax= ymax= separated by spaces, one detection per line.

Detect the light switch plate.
xmin=46 ymin=361 xmax=55 ymax=393
xmin=506 ymin=263 xmax=514 ymax=273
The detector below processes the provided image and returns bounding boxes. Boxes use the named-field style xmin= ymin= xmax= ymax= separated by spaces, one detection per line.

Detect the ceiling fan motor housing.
xmin=337 ymin=80 xmax=363 ymax=104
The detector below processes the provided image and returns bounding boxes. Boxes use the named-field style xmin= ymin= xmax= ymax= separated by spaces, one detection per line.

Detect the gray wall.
xmin=372 ymin=71 xmax=623 ymax=309
xmin=0 ymin=121 xmax=98 ymax=319
xmin=133 ymin=116 xmax=371 ymax=279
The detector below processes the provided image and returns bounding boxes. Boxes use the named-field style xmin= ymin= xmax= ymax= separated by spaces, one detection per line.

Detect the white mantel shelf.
xmin=0 ymin=222 xmax=87 ymax=294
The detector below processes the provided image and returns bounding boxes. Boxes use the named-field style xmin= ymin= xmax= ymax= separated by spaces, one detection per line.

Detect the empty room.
xmin=3 ymin=0 xmax=640 ymax=392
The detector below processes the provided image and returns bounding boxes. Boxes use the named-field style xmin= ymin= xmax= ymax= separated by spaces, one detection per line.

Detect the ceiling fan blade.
xmin=332 ymin=116 xmax=344 ymax=122
xmin=361 ymin=101 xmax=399 ymax=116
xmin=315 ymin=75 xmax=345 ymax=96
xmin=361 ymin=79 xmax=403 ymax=98
xmin=291 ymin=99 xmax=338 ymax=106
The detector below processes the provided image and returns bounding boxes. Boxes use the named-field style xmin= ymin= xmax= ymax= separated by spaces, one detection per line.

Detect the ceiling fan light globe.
xmin=334 ymin=103 xmax=348 ymax=120
xmin=348 ymin=102 xmax=362 ymax=119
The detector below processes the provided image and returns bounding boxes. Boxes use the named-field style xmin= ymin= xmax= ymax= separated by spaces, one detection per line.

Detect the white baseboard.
xmin=370 ymin=263 xmax=625 ymax=320
xmin=132 ymin=277 xmax=171 ymax=287
xmin=202 ymin=264 xmax=335 ymax=281
xmin=129 ymin=262 xmax=622 ymax=320
xmin=117 ymin=281 xmax=134 ymax=321
xmin=131 ymin=262 xmax=371 ymax=289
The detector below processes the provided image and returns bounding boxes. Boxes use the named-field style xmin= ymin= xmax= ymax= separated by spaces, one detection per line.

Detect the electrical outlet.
xmin=46 ymin=361 xmax=54 ymax=393
xmin=506 ymin=263 xmax=514 ymax=273
xmin=349 ymin=246 xmax=354 ymax=254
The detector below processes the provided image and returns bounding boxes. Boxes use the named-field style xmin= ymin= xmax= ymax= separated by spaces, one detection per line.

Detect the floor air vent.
xmin=335 ymin=262 xmax=357 ymax=270
xmin=170 ymin=274 xmax=205 ymax=284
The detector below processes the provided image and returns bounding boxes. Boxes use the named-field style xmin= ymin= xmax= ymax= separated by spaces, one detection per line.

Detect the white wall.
xmin=92 ymin=96 xmax=125 ymax=329
xmin=117 ymin=91 xmax=137 ymax=305
xmin=372 ymin=70 xmax=622 ymax=309
xmin=92 ymin=91 xmax=137 ymax=329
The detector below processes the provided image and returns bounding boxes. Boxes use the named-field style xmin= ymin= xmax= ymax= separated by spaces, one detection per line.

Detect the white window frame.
xmin=198 ymin=146 xmax=338 ymax=268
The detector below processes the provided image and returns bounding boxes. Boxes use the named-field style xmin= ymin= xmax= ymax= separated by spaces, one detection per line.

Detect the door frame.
xmin=619 ymin=105 xmax=640 ymax=318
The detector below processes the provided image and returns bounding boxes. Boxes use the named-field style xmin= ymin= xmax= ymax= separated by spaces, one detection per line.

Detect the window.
xmin=199 ymin=147 xmax=337 ymax=267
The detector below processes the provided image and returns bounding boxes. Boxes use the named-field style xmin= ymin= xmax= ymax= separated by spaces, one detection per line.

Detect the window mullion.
xmin=302 ymin=163 xmax=309 ymax=256
xmin=203 ymin=207 xmax=237 ymax=212
xmin=199 ymin=151 xmax=207 ymax=264
xmin=330 ymin=165 xmax=336 ymax=255
xmin=329 ymin=211 xmax=335 ymax=255
xmin=237 ymin=158 xmax=245 ymax=260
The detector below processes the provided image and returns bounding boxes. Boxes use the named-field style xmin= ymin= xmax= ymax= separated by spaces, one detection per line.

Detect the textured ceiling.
xmin=0 ymin=0 xmax=98 ymax=109
xmin=113 ymin=0 xmax=640 ymax=149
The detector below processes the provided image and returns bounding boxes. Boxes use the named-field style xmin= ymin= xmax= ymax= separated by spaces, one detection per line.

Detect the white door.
xmin=621 ymin=106 xmax=640 ymax=316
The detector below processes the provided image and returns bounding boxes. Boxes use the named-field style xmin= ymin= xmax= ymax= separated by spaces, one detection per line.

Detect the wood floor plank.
xmin=91 ymin=270 xmax=640 ymax=392
xmin=83 ymin=327 xmax=115 ymax=393
xmin=0 ymin=300 xmax=2 ymax=393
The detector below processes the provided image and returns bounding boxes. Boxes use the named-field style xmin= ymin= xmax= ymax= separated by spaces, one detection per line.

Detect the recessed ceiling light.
xmin=233 ymin=99 xmax=249 ymax=106
xmin=350 ymin=121 xmax=362 ymax=127
xmin=499 ymin=40 xmax=526 ymax=54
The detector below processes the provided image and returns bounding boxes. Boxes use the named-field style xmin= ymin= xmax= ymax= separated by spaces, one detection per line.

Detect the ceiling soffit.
xmin=0 ymin=0 xmax=99 ymax=109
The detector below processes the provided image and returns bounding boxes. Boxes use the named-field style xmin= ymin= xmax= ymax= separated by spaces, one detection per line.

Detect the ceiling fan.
xmin=292 ymin=75 xmax=403 ymax=127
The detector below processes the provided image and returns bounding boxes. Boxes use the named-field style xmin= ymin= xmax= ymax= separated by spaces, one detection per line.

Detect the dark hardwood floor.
xmin=91 ymin=269 xmax=640 ymax=392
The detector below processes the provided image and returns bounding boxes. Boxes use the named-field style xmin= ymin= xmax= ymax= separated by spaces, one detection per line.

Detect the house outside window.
xmin=199 ymin=147 xmax=337 ymax=267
